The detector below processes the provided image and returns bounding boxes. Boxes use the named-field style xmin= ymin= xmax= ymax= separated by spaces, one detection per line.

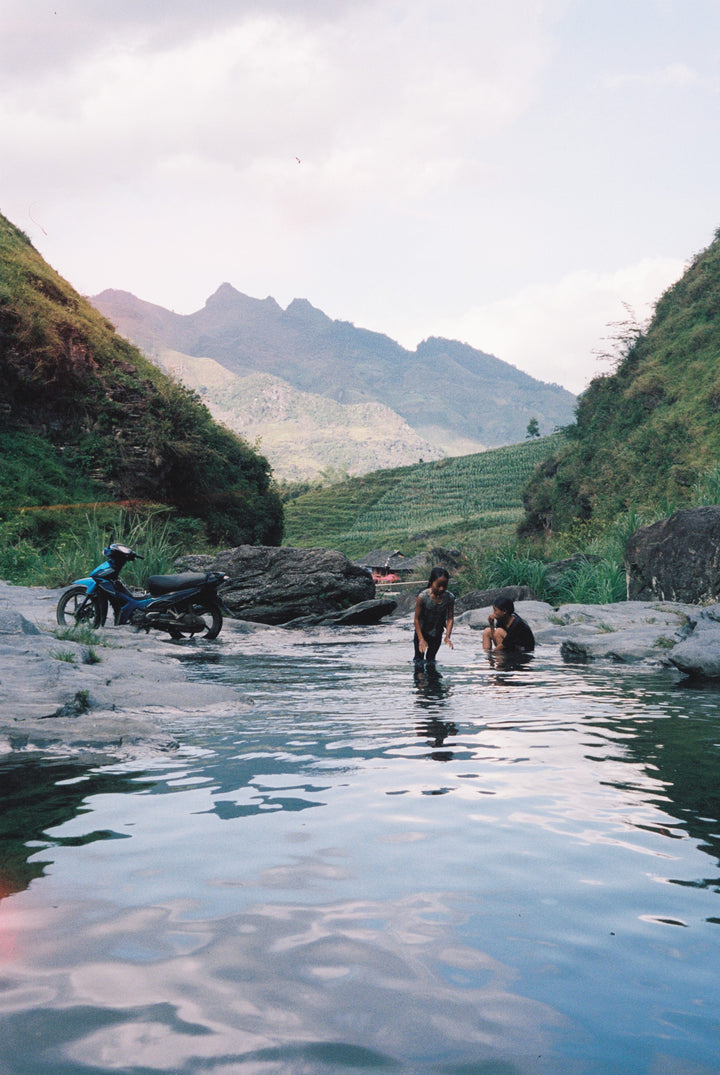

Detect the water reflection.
xmin=412 ymin=666 xmax=458 ymax=759
xmin=585 ymin=677 xmax=720 ymax=887
xmin=412 ymin=664 xmax=451 ymax=705
xmin=0 ymin=758 xmax=148 ymax=903
xmin=4 ymin=629 xmax=720 ymax=1073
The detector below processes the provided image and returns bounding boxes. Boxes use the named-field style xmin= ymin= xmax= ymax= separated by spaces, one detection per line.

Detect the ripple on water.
xmin=2 ymin=624 xmax=720 ymax=1073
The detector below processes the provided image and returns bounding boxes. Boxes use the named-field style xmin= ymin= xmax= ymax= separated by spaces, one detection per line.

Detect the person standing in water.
xmin=413 ymin=567 xmax=455 ymax=665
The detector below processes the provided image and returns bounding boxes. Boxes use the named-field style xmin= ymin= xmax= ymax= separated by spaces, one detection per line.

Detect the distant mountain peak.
xmin=204 ymin=283 xmax=282 ymax=315
xmin=285 ymin=297 xmax=331 ymax=325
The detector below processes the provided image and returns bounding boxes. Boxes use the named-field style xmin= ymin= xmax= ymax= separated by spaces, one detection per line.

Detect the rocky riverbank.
xmin=0 ymin=580 xmax=247 ymax=760
xmin=3 ymin=580 xmax=719 ymax=762
xmin=459 ymin=597 xmax=720 ymax=677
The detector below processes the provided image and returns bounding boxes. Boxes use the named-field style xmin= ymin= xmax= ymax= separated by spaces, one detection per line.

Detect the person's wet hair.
xmin=494 ymin=597 xmax=514 ymax=613
xmin=427 ymin=566 xmax=450 ymax=587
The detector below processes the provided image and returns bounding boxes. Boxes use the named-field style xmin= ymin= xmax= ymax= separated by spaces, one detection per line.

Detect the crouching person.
xmin=483 ymin=597 xmax=535 ymax=653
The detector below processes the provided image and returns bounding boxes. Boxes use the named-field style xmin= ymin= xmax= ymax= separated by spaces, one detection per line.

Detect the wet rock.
xmin=177 ymin=545 xmax=375 ymax=624
xmin=456 ymin=599 xmax=554 ymax=631
xmin=550 ymin=602 xmax=696 ymax=663
xmin=669 ymin=605 xmax=720 ymax=678
xmin=454 ymin=586 xmax=537 ymax=614
xmin=282 ymin=597 xmax=397 ymax=628
xmin=457 ymin=599 xmax=698 ymax=665
xmin=626 ymin=506 xmax=720 ymax=603
xmin=0 ymin=580 xmax=239 ymax=759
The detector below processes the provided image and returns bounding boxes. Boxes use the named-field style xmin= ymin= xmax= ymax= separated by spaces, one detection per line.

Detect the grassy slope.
xmin=522 ymin=229 xmax=720 ymax=533
xmin=0 ymin=213 xmax=282 ymax=545
xmin=283 ymin=434 xmax=564 ymax=557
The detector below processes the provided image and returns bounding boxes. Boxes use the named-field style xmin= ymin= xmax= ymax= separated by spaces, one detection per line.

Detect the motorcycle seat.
xmin=146 ymin=573 xmax=209 ymax=596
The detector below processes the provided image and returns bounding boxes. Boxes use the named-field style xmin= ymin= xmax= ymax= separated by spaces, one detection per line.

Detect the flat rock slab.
xmin=457 ymin=599 xmax=699 ymax=666
xmin=0 ymin=580 xmax=240 ymax=760
xmin=282 ymin=597 xmax=397 ymax=628
xmin=669 ymin=607 xmax=720 ymax=678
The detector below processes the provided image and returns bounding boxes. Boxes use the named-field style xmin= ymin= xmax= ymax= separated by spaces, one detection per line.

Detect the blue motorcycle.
xmin=56 ymin=543 xmax=230 ymax=640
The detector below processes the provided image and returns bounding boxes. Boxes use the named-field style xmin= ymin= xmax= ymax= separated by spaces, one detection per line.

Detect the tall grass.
xmin=463 ymin=543 xmax=626 ymax=605
xmin=50 ymin=509 xmax=184 ymax=587
xmin=0 ymin=507 xmax=191 ymax=587
xmin=693 ymin=466 xmax=720 ymax=506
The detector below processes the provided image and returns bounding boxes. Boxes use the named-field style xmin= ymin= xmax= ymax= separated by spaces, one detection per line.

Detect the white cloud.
xmin=604 ymin=61 xmax=718 ymax=92
xmin=436 ymin=258 xmax=686 ymax=394
xmin=1 ymin=0 xmax=718 ymax=397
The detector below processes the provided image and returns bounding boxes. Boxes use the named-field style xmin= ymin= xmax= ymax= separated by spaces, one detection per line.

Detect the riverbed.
xmin=1 ymin=604 xmax=720 ymax=1073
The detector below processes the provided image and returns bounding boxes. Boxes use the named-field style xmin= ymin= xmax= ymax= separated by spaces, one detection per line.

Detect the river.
xmin=1 ymin=620 xmax=719 ymax=1074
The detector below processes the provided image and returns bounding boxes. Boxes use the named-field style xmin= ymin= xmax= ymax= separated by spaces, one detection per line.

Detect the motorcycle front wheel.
xmin=190 ymin=603 xmax=223 ymax=640
xmin=56 ymin=586 xmax=103 ymax=629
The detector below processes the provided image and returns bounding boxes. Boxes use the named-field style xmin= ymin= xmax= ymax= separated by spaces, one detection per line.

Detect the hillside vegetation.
xmin=523 ymin=228 xmax=720 ymax=534
xmin=283 ymin=434 xmax=564 ymax=558
xmin=0 ymin=211 xmax=282 ymax=565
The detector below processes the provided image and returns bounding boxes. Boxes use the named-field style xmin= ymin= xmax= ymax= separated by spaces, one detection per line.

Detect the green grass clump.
xmin=54 ymin=624 xmax=105 ymax=646
xmin=50 ymin=648 xmax=76 ymax=663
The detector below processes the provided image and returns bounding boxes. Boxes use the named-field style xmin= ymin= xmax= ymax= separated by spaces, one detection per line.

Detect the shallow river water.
xmin=2 ymin=621 xmax=720 ymax=1074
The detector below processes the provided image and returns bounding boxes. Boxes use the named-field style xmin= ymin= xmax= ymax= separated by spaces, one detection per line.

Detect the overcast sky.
xmin=2 ymin=0 xmax=718 ymax=393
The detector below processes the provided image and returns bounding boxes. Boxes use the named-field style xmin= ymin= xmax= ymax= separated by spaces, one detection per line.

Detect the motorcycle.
xmin=56 ymin=543 xmax=230 ymax=640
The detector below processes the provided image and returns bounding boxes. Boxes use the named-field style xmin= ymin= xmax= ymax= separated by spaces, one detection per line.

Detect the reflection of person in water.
xmin=416 ymin=716 xmax=458 ymax=753
xmin=482 ymin=597 xmax=535 ymax=654
xmin=413 ymin=567 xmax=455 ymax=666
xmin=413 ymin=663 xmax=457 ymax=759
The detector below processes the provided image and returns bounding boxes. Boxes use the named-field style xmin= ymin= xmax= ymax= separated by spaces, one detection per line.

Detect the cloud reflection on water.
xmin=2 ymin=889 xmax=563 ymax=1074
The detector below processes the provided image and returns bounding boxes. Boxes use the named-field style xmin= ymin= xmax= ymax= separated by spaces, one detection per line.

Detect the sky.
xmin=1 ymin=1 xmax=719 ymax=394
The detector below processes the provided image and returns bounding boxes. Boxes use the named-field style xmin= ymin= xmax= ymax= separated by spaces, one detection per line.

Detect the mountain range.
xmin=90 ymin=285 xmax=577 ymax=481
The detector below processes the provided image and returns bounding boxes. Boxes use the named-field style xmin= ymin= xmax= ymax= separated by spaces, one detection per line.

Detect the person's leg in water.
xmin=423 ymin=634 xmax=442 ymax=664
xmin=414 ymin=632 xmax=441 ymax=664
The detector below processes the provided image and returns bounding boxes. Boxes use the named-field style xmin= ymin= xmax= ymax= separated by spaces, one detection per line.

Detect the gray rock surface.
xmin=4 ymin=574 xmax=720 ymax=765
xmin=454 ymin=586 xmax=537 ymax=614
xmin=176 ymin=545 xmax=375 ymax=624
xmin=282 ymin=597 xmax=397 ymax=628
xmin=457 ymin=598 xmax=698 ymax=665
xmin=0 ymin=580 xmax=241 ymax=759
xmin=669 ymin=604 xmax=720 ymax=678
xmin=626 ymin=506 xmax=720 ymax=603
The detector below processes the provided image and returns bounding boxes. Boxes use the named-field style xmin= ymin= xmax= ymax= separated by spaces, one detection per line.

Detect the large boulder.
xmin=176 ymin=546 xmax=375 ymax=624
xmin=626 ymin=506 xmax=720 ymax=603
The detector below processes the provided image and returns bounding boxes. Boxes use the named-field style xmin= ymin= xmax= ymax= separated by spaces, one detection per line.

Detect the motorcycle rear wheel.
xmin=57 ymin=586 xmax=103 ymax=630
xmin=190 ymin=603 xmax=223 ymax=640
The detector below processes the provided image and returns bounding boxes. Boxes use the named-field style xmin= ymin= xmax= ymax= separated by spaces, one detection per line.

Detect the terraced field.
xmin=282 ymin=433 xmax=563 ymax=557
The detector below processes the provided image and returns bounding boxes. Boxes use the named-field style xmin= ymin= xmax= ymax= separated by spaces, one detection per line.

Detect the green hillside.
xmin=0 ymin=212 xmax=282 ymax=547
xmin=523 ymin=227 xmax=720 ymax=534
xmin=283 ymin=434 xmax=564 ymax=558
